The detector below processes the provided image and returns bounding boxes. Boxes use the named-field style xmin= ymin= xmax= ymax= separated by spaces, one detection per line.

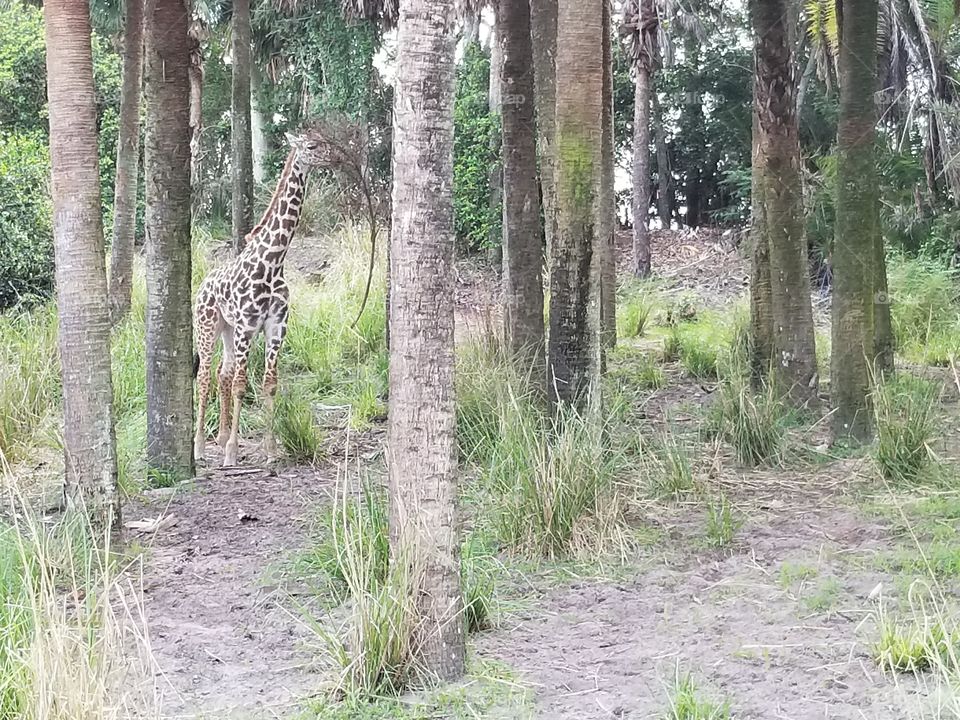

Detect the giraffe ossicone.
xmin=192 ymin=129 xmax=331 ymax=467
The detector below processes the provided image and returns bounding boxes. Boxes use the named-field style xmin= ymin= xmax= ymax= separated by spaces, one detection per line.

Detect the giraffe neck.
xmin=243 ymin=149 xmax=307 ymax=266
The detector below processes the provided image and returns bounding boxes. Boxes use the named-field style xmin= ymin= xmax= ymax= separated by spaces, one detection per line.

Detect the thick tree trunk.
xmin=144 ymin=0 xmax=194 ymax=480
xmin=600 ymin=0 xmax=617 ymax=348
xmin=832 ymin=0 xmax=879 ymax=440
xmin=530 ymin=0 xmax=558 ymax=258
xmin=44 ymin=0 xmax=119 ymax=525
xmin=231 ymin=0 xmax=254 ymax=252
xmin=499 ymin=0 xmax=545 ymax=379
xmin=653 ymin=93 xmax=670 ymax=225
xmin=488 ymin=26 xmax=503 ymax=263
xmin=548 ymin=0 xmax=603 ymax=411
xmin=108 ymin=0 xmax=144 ymax=325
xmin=388 ymin=0 xmax=464 ymax=682
xmin=632 ymin=67 xmax=652 ymax=276
xmin=750 ymin=0 xmax=819 ymax=406
xmin=251 ymin=62 xmax=267 ymax=185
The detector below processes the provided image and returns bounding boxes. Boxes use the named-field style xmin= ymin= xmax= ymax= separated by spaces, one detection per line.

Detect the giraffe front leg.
xmin=261 ymin=306 xmax=288 ymax=460
xmin=223 ymin=331 xmax=251 ymax=468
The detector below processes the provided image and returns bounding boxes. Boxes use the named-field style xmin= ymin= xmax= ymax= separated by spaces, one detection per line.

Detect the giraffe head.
xmin=285 ymin=129 xmax=334 ymax=170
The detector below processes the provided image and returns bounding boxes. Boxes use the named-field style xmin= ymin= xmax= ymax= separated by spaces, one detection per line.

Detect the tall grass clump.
xmin=275 ymin=392 xmax=325 ymax=463
xmin=643 ymin=432 xmax=697 ymax=500
xmin=664 ymin=309 xmax=742 ymax=380
xmin=873 ymin=373 xmax=938 ymax=483
xmin=0 ymin=305 xmax=59 ymax=465
xmin=490 ymin=398 xmax=628 ymax=559
xmin=455 ymin=336 xmax=512 ymax=465
xmin=887 ymin=256 xmax=958 ymax=350
xmin=0 ymin=511 xmax=161 ymax=719
xmin=618 ymin=284 xmax=655 ymax=339
xmin=704 ymin=340 xmax=790 ymax=466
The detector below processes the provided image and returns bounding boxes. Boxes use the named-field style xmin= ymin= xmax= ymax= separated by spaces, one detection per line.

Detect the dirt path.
xmin=129 ymin=452 xmax=334 ymax=719
xmin=478 ymin=491 xmax=918 ymax=720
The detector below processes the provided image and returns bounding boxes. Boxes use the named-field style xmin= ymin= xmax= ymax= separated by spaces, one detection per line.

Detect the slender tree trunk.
xmin=749 ymin=106 xmax=774 ymax=382
xmin=231 ymin=0 xmax=254 ymax=252
xmin=750 ymin=0 xmax=819 ymax=406
xmin=488 ymin=26 xmax=503 ymax=264
xmin=548 ymin=0 xmax=603 ymax=411
xmin=832 ymin=0 xmax=879 ymax=440
xmin=44 ymin=0 xmax=119 ymax=525
xmin=654 ymin=92 xmax=670 ymax=225
xmin=251 ymin=62 xmax=267 ymax=185
xmin=632 ymin=69 xmax=652 ymax=276
xmin=144 ymin=0 xmax=194 ymax=479
xmin=388 ymin=0 xmax=464 ymax=682
xmin=530 ymin=0 xmax=558 ymax=258
xmin=499 ymin=0 xmax=545 ymax=379
xmin=600 ymin=0 xmax=617 ymax=348
xmin=188 ymin=20 xmax=203 ymax=192
xmin=108 ymin=0 xmax=144 ymax=325
xmin=875 ymin=217 xmax=894 ymax=375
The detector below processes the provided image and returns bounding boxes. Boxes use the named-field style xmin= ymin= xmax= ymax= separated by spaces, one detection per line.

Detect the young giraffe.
xmin=193 ymin=130 xmax=329 ymax=466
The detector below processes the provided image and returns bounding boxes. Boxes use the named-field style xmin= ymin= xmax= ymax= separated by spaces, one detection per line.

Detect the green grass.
xmin=275 ymin=392 xmax=325 ymax=463
xmin=646 ymin=432 xmax=697 ymax=500
xmin=662 ymin=671 xmax=731 ymax=720
xmin=887 ymin=255 xmax=959 ymax=353
xmin=875 ymin=616 xmax=958 ymax=673
xmin=705 ymin=494 xmax=742 ymax=548
xmin=802 ymin=578 xmax=842 ymax=614
xmin=873 ymin=373 xmax=939 ymax=483
xmin=618 ymin=283 xmax=655 ymax=339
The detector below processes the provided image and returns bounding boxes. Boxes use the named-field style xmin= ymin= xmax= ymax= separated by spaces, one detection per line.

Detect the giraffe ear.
xmin=284 ymin=132 xmax=297 ymax=147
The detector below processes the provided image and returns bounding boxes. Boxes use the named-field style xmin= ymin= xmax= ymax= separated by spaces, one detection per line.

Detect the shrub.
xmin=0 ymin=133 xmax=54 ymax=308
xmin=887 ymin=256 xmax=959 ymax=349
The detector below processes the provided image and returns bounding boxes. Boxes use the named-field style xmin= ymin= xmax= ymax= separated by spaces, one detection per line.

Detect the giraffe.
xmin=193 ymin=130 xmax=330 ymax=467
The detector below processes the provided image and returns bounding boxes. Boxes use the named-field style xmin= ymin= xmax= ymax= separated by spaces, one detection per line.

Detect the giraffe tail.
xmin=193 ymin=352 xmax=200 ymax=378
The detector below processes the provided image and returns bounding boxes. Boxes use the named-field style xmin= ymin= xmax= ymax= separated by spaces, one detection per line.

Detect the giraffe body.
xmin=193 ymin=132 xmax=328 ymax=466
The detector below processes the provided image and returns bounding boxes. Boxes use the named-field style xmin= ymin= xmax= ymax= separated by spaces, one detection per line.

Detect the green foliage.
xmin=275 ymin=392 xmax=325 ymax=463
xmin=0 ymin=0 xmax=46 ymax=134
xmin=453 ymin=41 xmax=500 ymax=252
xmin=873 ymin=374 xmax=938 ymax=483
xmin=705 ymin=494 xmax=742 ymax=548
xmin=875 ymin=617 xmax=958 ymax=673
xmin=646 ymin=433 xmax=697 ymax=500
xmin=0 ymin=133 xmax=54 ymax=307
xmin=887 ymin=255 xmax=959 ymax=353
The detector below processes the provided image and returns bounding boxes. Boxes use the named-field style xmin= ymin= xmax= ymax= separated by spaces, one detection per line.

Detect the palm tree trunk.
xmin=388 ymin=0 xmax=464 ymax=682
xmin=654 ymin=92 xmax=670 ymax=225
xmin=488 ymin=25 xmax=503 ymax=263
xmin=600 ymin=0 xmax=617 ymax=348
xmin=530 ymin=0 xmax=558 ymax=258
xmin=251 ymin=62 xmax=268 ymax=185
xmin=632 ymin=66 xmax=652 ymax=276
xmin=231 ymin=0 xmax=254 ymax=252
xmin=188 ymin=20 xmax=203 ymax=192
xmin=144 ymin=0 xmax=194 ymax=480
xmin=750 ymin=0 xmax=819 ymax=406
xmin=44 ymin=0 xmax=119 ymax=525
xmin=832 ymin=0 xmax=879 ymax=440
xmin=108 ymin=0 xmax=144 ymax=325
xmin=499 ymin=0 xmax=545 ymax=379
xmin=548 ymin=0 xmax=603 ymax=411
xmin=749 ymin=105 xmax=774 ymax=382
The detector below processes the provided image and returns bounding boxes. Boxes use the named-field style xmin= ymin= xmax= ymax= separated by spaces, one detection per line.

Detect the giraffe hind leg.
xmin=216 ymin=324 xmax=236 ymax=448
xmin=193 ymin=309 xmax=222 ymax=463
xmin=262 ymin=300 xmax=289 ymax=459
xmin=223 ymin=328 xmax=253 ymax=467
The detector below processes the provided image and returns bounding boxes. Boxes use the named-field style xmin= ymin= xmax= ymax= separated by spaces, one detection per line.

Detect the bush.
xmin=887 ymin=255 xmax=959 ymax=349
xmin=0 ymin=133 xmax=54 ymax=307
xmin=873 ymin=374 xmax=938 ymax=483
xmin=453 ymin=41 xmax=500 ymax=253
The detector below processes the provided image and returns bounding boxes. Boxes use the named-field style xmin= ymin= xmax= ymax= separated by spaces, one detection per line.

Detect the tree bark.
xmin=144 ymin=0 xmax=194 ymax=480
xmin=874 ymin=215 xmax=894 ymax=376
xmin=600 ymin=0 xmax=617 ymax=348
xmin=499 ymin=0 xmax=545 ymax=380
xmin=832 ymin=0 xmax=879 ymax=441
xmin=45 ymin=0 xmax=119 ymax=525
xmin=653 ymin=92 xmax=671 ymax=225
xmin=488 ymin=26 xmax=503 ymax=264
xmin=188 ymin=20 xmax=203 ymax=191
xmin=251 ymin=61 xmax=268 ymax=185
xmin=749 ymin=105 xmax=774 ymax=382
xmin=632 ymin=67 xmax=652 ymax=276
xmin=388 ymin=0 xmax=464 ymax=682
xmin=548 ymin=0 xmax=603 ymax=411
xmin=107 ymin=0 xmax=144 ymax=325
xmin=750 ymin=0 xmax=819 ymax=407
xmin=530 ymin=0 xmax=558 ymax=258
xmin=231 ymin=0 xmax=254 ymax=252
